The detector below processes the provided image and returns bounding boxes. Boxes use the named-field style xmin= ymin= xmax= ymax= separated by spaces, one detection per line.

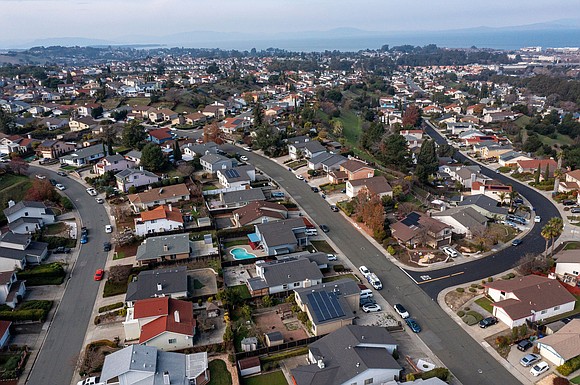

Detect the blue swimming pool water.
xmin=230 ymin=247 xmax=257 ymax=260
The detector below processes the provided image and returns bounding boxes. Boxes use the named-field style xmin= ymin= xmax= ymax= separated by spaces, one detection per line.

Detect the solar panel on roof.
xmin=306 ymin=291 xmax=345 ymax=322
xmin=402 ymin=212 xmax=420 ymax=226
xmin=225 ymin=169 xmax=240 ymax=178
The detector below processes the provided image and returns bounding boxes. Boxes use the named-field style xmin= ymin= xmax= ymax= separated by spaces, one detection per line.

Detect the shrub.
xmin=557 ymin=355 xmax=580 ymax=376
xmin=17 ymin=263 xmax=65 ymax=285
xmin=462 ymin=314 xmax=477 ymax=325
xmin=496 ymin=335 xmax=510 ymax=349
xmin=466 ymin=310 xmax=483 ymax=322
xmin=470 ymin=283 xmax=478 ymax=288
xmin=468 ymin=287 xmax=477 ymax=293
xmin=333 ymin=264 xmax=345 ymax=272
xmin=456 ymin=288 xmax=464 ymax=293
xmin=419 ymin=368 xmax=450 ymax=381
xmin=464 ymin=307 xmax=470 ymax=311
xmin=456 ymin=310 xmax=465 ymax=317
xmin=507 ymin=273 xmax=516 ymax=279
xmin=552 ymin=377 xmax=570 ymax=385
xmin=386 ymin=246 xmax=396 ymax=255
xmin=98 ymin=302 xmax=124 ymax=313
xmin=477 ymin=285 xmax=484 ymax=289
xmin=487 ymin=277 xmax=493 ymax=282
xmin=60 ymin=196 xmax=74 ymax=210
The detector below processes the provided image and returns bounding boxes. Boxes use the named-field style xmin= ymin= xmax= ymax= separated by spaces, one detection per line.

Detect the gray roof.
xmin=125 ymin=266 xmax=188 ymax=302
xmin=8 ymin=217 xmax=42 ymax=231
xmin=115 ymin=167 xmax=159 ymax=180
xmin=222 ymin=189 xmax=265 ymax=204
xmin=432 ymin=206 xmax=488 ymax=231
xmin=303 ymin=141 xmax=326 ymax=153
xmin=255 ymin=218 xmax=306 ymax=248
xmin=260 ymin=257 xmax=322 ymax=287
xmin=136 ymin=234 xmax=192 ymax=262
xmin=201 ymin=153 xmax=231 ymax=165
xmin=320 ymin=154 xmax=347 ymax=167
xmin=60 ymin=144 xmax=104 ymax=161
xmin=181 ymin=142 xmax=217 ymax=156
xmin=104 ymin=154 xmax=125 ymax=163
xmin=294 ymin=279 xmax=359 ymax=325
xmin=292 ymin=325 xmax=400 ymax=385
xmin=266 ymin=331 xmax=284 ymax=342
xmin=1 ymin=232 xmax=31 ymax=246
xmin=3 ymin=201 xmax=47 ymax=217
xmin=125 ymin=150 xmax=142 ymax=159
xmin=0 ymin=235 xmax=47 ymax=261
xmin=295 ymin=278 xmax=360 ymax=298
xmin=219 ymin=165 xmax=254 ymax=183
xmin=100 ymin=345 xmax=208 ymax=385
xmin=309 ymin=152 xmax=333 ymax=164
xmin=458 ymin=194 xmax=508 ymax=216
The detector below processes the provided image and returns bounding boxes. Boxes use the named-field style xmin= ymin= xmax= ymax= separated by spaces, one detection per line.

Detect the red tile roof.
xmin=149 ymin=128 xmax=172 ymax=140
xmin=136 ymin=297 xmax=196 ymax=343
xmin=139 ymin=205 xmax=183 ymax=224
xmin=0 ymin=320 xmax=11 ymax=338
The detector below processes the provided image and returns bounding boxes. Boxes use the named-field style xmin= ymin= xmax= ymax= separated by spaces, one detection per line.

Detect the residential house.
xmin=391 ymin=212 xmax=452 ymax=248
xmin=184 ymin=112 xmax=207 ymax=125
xmin=441 ymin=165 xmax=484 ymax=189
xmin=124 ymin=150 xmax=142 ymax=165
xmin=0 ymin=232 xmax=48 ymax=271
xmin=232 ymin=201 xmax=288 ymax=227
xmin=340 ymin=159 xmax=375 ymax=181
xmin=125 ymin=267 xmax=189 ymax=307
xmin=0 ymin=321 xmax=11 ymax=349
xmin=100 ymin=345 xmax=209 ymax=385
xmin=346 ymin=176 xmax=393 ymax=199
xmin=218 ymin=189 xmax=266 ymax=210
xmin=200 ymin=154 xmax=234 ymax=174
xmin=558 ymin=169 xmax=580 ymax=193
xmin=307 ymin=153 xmax=347 ymax=172
xmin=59 ymin=144 xmax=106 ymax=166
xmin=181 ymin=142 xmax=218 ymax=160
xmin=554 ymin=249 xmax=580 ymax=286
xmin=301 ymin=141 xmax=327 ymax=159
xmin=431 ymin=207 xmax=487 ymax=239
xmin=123 ymin=297 xmax=195 ymax=351
xmin=477 ymin=144 xmax=514 ymax=160
xmin=517 ymin=159 xmax=558 ymax=180
xmin=135 ymin=234 xmax=195 ymax=264
xmin=291 ymin=325 xmax=401 ymax=385
xmin=202 ymin=103 xmax=226 ymax=119
xmin=537 ymin=319 xmax=580 ymax=366
xmin=446 ymin=122 xmax=478 ymax=135
xmin=220 ymin=117 xmax=250 ymax=134
xmin=457 ymin=194 xmax=508 ymax=220
xmin=36 ymin=140 xmax=76 ymax=159
xmin=40 ymin=117 xmax=68 ymax=131
xmin=3 ymin=200 xmax=56 ymax=234
xmin=69 ymin=116 xmax=97 ymax=132
xmin=483 ymin=111 xmax=519 ymax=123
xmin=216 ymin=165 xmax=255 ymax=189
xmin=93 ymin=154 xmax=135 ymax=176
xmin=246 ymin=256 xmax=323 ymax=297
xmin=0 ymin=271 xmax=25 ymax=309
xmin=471 ymin=180 xmax=512 ymax=202
xmin=498 ymin=151 xmax=533 ymax=168
xmin=287 ymin=136 xmax=311 ymax=160
xmin=250 ymin=217 xmax=308 ymax=256
xmin=148 ymin=128 xmax=173 ymax=144
xmin=128 ymin=184 xmax=190 ymax=212
xmin=484 ymin=275 xmax=576 ymax=328
xmin=115 ymin=168 xmax=160 ymax=193
xmin=134 ymin=205 xmax=184 ymax=236
xmin=294 ymin=279 xmax=360 ymax=336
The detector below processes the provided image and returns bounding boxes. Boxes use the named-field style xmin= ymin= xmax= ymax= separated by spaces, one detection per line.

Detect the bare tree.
xmin=515 ymin=253 xmax=550 ymax=275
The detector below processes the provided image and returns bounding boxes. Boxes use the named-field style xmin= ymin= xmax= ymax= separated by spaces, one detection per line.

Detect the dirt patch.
xmin=444 ymin=290 xmax=479 ymax=311
xmin=114 ymin=242 xmax=139 ymax=259
xmin=254 ymin=310 xmax=308 ymax=343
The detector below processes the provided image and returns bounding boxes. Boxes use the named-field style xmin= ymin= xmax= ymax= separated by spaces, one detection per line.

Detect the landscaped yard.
xmin=223 ymin=239 xmax=249 ymax=248
xmin=242 ymin=371 xmax=287 ymax=385
xmin=207 ymin=360 xmax=232 ymax=385
xmin=320 ymin=183 xmax=346 ymax=192
xmin=564 ymin=242 xmax=580 ymax=250
xmin=43 ymin=222 xmax=68 ymax=236
xmin=229 ymin=284 xmax=251 ymax=300
xmin=0 ymin=174 xmax=32 ymax=211
xmin=322 ymin=273 xmax=358 ymax=283
xmin=310 ymin=240 xmax=335 ymax=254
xmin=571 ymin=374 xmax=580 ymax=384
xmin=474 ymin=297 xmax=494 ymax=313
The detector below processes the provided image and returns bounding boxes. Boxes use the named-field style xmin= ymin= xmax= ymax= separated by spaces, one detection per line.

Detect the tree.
xmin=122 ymin=121 xmax=147 ymax=150
xmin=203 ymin=122 xmax=222 ymax=144
xmin=253 ymin=102 xmax=264 ymax=128
xmin=0 ymin=109 xmax=16 ymax=135
xmin=543 ymin=163 xmax=550 ymax=181
xmin=173 ymin=140 xmax=182 ymax=162
xmin=534 ymin=166 xmax=541 ymax=184
xmin=402 ymin=104 xmax=421 ymax=127
xmin=25 ymin=180 xmax=59 ymax=202
xmin=416 ymin=139 xmax=438 ymax=183
xmin=90 ymin=106 xmax=103 ymax=119
xmin=8 ymin=156 xmax=28 ymax=175
xmin=140 ymin=143 xmax=166 ymax=172
xmin=379 ymin=134 xmax=411 ymax=170
xmin=498 ymin=192 xmax=507 ymax=206
xmin=547 ymin=217 xmax=564 ymax=256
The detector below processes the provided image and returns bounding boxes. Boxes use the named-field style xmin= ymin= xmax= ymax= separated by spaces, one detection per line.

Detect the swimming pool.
xmin=230 ymin=247 xmax=257 ymax=260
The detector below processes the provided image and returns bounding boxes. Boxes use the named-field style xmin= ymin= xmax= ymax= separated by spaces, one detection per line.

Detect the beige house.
xmin=537 ymin=319 xmax=580 ymax=366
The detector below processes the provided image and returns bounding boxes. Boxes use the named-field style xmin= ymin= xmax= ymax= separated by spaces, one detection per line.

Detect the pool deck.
xmin=223 ymin=244 xmax=267 ymax=262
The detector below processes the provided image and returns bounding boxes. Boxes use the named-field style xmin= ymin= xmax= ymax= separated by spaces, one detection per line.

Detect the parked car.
xmin=394 ymin=304 xmax=410 ymax=319
xmin=362 ymin=303 xmax=382 ymax=313
xmin=54 ymin=247 xmax=71 ymax=254
xmin=311 ymin=187 xmax=319 ymax=193
xmin=563 ymin=199 xmax=576 ymax=206
xmin=327 ymin=254 xmax=337 ymax=261
xmin=86 ymin=188 xmax=97 ymax=196
xmin=240 ymin=155 xmax=248 ymax=162
xmin=103 ymin=242 xmax=111 ymax=252
xmin=81 ymin=227 xmax=88 ymax=236
xmin=94 ymin=269 xmax=104 ymax=281
xmin=530 ymin=361 xmax=549 ymax=376
xmin=330 ymin=205 xmax=339 ymax=212
xmin=105 ymin=225 xmax=113 ymax=233
xmin=479 ymin=316 xmax=498 ymax=328
xmin=441 ymin=246 xmax=458 ymax=258
xmin=243 ymin=146 xmax=252 ymax=152
xmin=320 ymin=224 xmax=329 ymax=233
xmin=571 ymin=207 xmax=580 ymax=213
xmin=406 ymin=318 xmax=421 ymax=333
xmin=55 ymin=183 xmax=66 ymax=191
xmin=534 ymin=216 xmax=541 ymax=223
xmin=80 ymin=234 xmax=88 ymax=244
xmin=517 ymin=339 xmax=533 ymax=352
xmin=520 ymin=353 xmax=541 ymax=367
xmin=95 ymin=198 xmax=104 ymax=204
xmin=35 ymin=174 xmax=46 ymax=180
xmin=359 ymin=265 xmax=371 ymax=278
xmin=57 ymin=171 xmax=67 ymax=177
xmin=49 ymin=179 xmax=57 ymax=186
xmin=359 ymin=297 xmax=376 ymax=307
xmin=77 ymin=376 xmax=102 ymax=385
xmin=511 ymin=239 xmax=522 ymax=247
xmin=296 ymin=174 xmax=304 ymax=180
xmin=305 ymin=228 xmax=318 ymax=236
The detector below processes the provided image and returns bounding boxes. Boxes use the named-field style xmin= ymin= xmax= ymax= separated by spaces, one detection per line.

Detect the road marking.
xmin=417 ymin=271 xmax=464 ymax=285
xmin=399 ymin=267 xmax=418 ymax=284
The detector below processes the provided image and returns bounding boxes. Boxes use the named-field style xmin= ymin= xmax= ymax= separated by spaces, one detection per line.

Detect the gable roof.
xmin=233 ymin=201 xmax=288 ymax=226
xmin=458 ymin=194 xmax=508 ymax=215
xmin=139 ymin=205 xmax=183 ymax=224
xmin=432 ymin=206 xmax=487 ymax=230
xmin=349 ymin=176 xmax=392 ymax=195
xmin=222 ymin=188 xmax=265 ymax=205
xmin=125 ymin=266 xmax=188 ymax=302
xmin=3 ymin=201 xmax=47 ymax=217
xmin=260 ymin=257 xmax=322 ymax=286
xmin=391 ymin=212 xmax=451 ymax=242
xmin=136 ymin=234 xmax=191 ymax=261
xmin=538 ymin=319 xmax=580 ymax=361
xmin=136 ymin=297 xmax=196 ymax=343
xmin=255 ymin=217 xmax=306 ymax=247
xmin=341 ymin=159 xmax=373 ymax=173
xmin=555 ymin=249 xmax=580 ymax=264
xmin=128 ymin=184 xmax=190 ymax=206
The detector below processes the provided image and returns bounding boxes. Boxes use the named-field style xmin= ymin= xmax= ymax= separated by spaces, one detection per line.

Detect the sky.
xmin=0 ymin=0 xmax=579 ymax=45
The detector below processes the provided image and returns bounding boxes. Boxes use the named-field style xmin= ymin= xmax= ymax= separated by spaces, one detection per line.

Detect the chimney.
xmin=317 ymin=359 xmax=325 ymax=369
xmin=174 ymin=310 xmax=180 ymax=323
xmin=7 ymin=200 xmax=15 ymax=208
xmin=163 ymin=372 xmax=170 ymax=385
xmin=163 ymin=244 xmax=169 ymax=252
xmin=157 ymin=283 xmax=162 ymax=291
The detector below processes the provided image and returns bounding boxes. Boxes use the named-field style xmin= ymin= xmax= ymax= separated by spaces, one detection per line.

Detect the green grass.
xmin=202 ymin=185 xmax=219 ymax=191
xmin=44 ymin=222 xmax=67 ymax=236
xmin=0 ymin=174 xmax=28 ymax=191
xmin=571 ymin=374 xmax=580 ymax=384
xmin=242 ymin=371 xmax=287 ymax=385
xmin=338 ymin=110 xmax=362 ymax=145
xmin=224 ymin=239 xmax=249 ymax=248
xmin=320 ymin=183 xmax=345 ymax=192
xmin=17 ymin=263 xmax=65 ymax=286
xmin=113 ymin=251 xmax=127 ymax=260
xmin=127 ymin=97 xmax=150 ymax=106
xmin=323 ymin=274 xmax=358 ymax=283
xmin=535 ymin=131 xmax=575 ymax=147
xmin=475 ymin=297 xmax=494 ymax=313
xmin=564 ymin=242 xmax=580 ymax=250
xmin=229 ymin=284 xmax=251 ymax=300
xmin=310 ymin=240 xmax=335 ymax=254
xmin=0 ymin=175 xmax=32 ymax=208
xmin=514 ymin=115 xmax=531 ymax=129
xmin=207 ymin=359 xmax=232 ymax=385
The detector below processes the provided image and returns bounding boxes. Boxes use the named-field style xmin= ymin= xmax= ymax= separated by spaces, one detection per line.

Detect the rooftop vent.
xmin=157 ymin=283 xmax=162 ymax=291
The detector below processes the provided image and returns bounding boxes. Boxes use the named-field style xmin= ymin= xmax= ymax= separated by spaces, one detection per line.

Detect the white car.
xmin=243 ymin=146 xmax=252 ymax=152
xmin=534 ymin=216 xmax=541 ymax=223
xmin=77 ymin=376 xmax=103 ymax=385
xmin=362 ymin=303 xmax=382 ymax=313
xmin=86 ymin=188 xmax=98 ymax=196
xmin=393 ymin=304 xmax=410 ymax=319
xmin=327 ymin=254 xmax=337 ymax=261
xmin=240 ymin=155 xmax=248 ymax=161
xmin=441 ymin=246 xmax=458 ymax=258
xmin=105 ymin=225 xmax=113 ymax=233
xmin=55 ymin=183 xmax=66 ymax=191
xmin=95 ymin=198 xmax=104 ymax=204
xmin=359 ymin=265 xmax=371 ymax=278
xmin=35 ymin=174 xmax=46 ymax=180
xmin=530 ymin=361 xmax=549 ymax=376
xmin=296 ymin=174 xmax=304 ymax=180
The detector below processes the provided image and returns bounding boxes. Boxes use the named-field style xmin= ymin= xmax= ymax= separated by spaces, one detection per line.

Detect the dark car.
xmin=571 ymin=207 xmax=580 ymax=214
xmin=103 ymin=242 xmax=111 ymax=252
xmin=57 ymin=171 xmax=67 ymax=177
xmin=330 ymin=205 xmax=339 ymax=212
xmin=511 ymin=239 xmax=522 ymax=247
xmin=406 ymin=318 xmax=421 ymax=333
xmin=49 ymin=179 xmax=58 ymax=186
xmin=80 ymin=234 xmax=88 ymax=244
xmin=81 ymin=227 xmax=88 ymax=236
xmin=54 ymin=246 xmax=71 ymax=254
xmin=517 ymin=339 xmax=533 ymax=352
xmin=479 ymin=316 xmax=498 ymax=328
xmin=311 ymin=187 xmax=319 ymax=193
xmin=359 ymin=297 xmax=376 ymax=307
xmin=320 ymin=224 xmax=330 ymax=233
xmin=563 ymin=199 xmax=576 ymax=206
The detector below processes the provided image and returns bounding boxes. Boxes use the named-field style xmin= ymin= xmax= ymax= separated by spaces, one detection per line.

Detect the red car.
xmin=94 ymin=269 xmax=104 ymax=281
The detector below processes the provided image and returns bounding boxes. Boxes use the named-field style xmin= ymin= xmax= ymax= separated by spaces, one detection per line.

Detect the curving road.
xmin=241 ymin=148 xmax=523 ymax=385
xmin=412 ymin=122 xmax=562 ymax=298
xmin=25 ymin=166 xmax=111 ymax=385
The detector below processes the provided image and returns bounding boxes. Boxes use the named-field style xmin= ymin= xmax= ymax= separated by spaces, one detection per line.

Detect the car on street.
xmin=77 ymin=376 xmax=103 ymax=385
xmin=330 ymin=205 xmax=339 ymax=212
xmin=530 ymin=361 xmax=549 ymax=376
xmin=441 ymin=246 xmax=458 ymax=258
xmin=49 ymin=179 xmax=57 ymax=186
xmin=327 ymin=254 xmax=337 ymax=261
xmin=105 ymin=225 xmax=113 ymax=233
xmin=511 ymin=239 xmax=522 ymax=246
xmin=320 ymin=224 xmax=329 ymax=232
xmin=321 ymin=193 xmax=326 ymax=199
xmin=55 ymin=183 xmax=66 ymax=190
xmin=296 ymin=174 xmax=304 ymax=180
xmin=359 ymin=265 xmax=371 ymax=278
xmin=94 ymin=269 xmax=104 ymax=281
xmin=57 ymin=171 xmax=67 ymax=177
xmin=520 ymin=353 xmax=541 ymax=367
xmin=240 ymin=155 xmax=248 ymax=162
xmin=35 ymin=174 xmax=46 ymax=180
xmin=80 ymin=234 xmax=88 ymax=244
xmin=479 ymin=316 xmax=498 ymax=328
xmin=103 ymin=242 xmax=111 ymax=252
xmin=243 ymin=146 xmax=252 ymax=152
xmin=534 ymin=216 xmax=541 ymax=223
xmin=86 ymin=188 xmax=98 ymax=196
xmin=394 ymin=304 xmax=410 ymax=319
xmin=406 ymin=318 xmax=421 ymax=333
xmin=81 ymin=227 xmax=88 ymax=236
xmin=362 ymin=303 xmax=382 ymax=313
xmin=311 ymin=187 xmax=319 ymax=193
xmin=517 ymin=339 xmax=533 ymax=352
xmin=95 ymin=197 xmax=104 ymax=204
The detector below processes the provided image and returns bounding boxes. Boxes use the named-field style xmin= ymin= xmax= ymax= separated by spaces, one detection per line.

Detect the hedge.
xmin=98 ymin=302 xmax=124 ymax=313
xmin=417 ymin=368 xmax=450 ymax=381
xmin=557 ymin=355 xmax=580 ymax=376
xmin=0 ymin=300 xmax=53 ymax=321
xmin=17 ymin=263 xmax=65 ymax=286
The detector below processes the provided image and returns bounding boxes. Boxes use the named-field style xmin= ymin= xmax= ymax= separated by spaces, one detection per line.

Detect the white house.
xmin=3 ymin=201 xmax=55 ymax=228
xmin=431 ymin=207 xmax=487 ymax=239
xmin=59 ymin=144 xmax=105 ymax=166
xmin=537 ymin=319 xmax=580 ymax=366
xmin=134 ymin=205 xmax=184 ymax=236
xmin=0 ymin=233 xmax=48 ymax=271
xmin=346 ymin=176 xmax=393 ymax=199
xmin=554 ymin=250 xmax=580 ymax=286
xmin=216 ymin=165 xmax=255 ymax=189
xmin=0 ymin=271 xmax=25 ymax=309
xmin=115 ymin=168 xmax=160 ymax=192
xmin=93 ymin=154 xmax=135 ymax=176
xmin=484 ymin=275 xmax=576 ymax=328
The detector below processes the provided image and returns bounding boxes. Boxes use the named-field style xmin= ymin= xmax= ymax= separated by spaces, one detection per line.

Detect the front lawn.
xmin=208 ymin=359 xmax=232 ymax=385
xmin=474 ymin=297 xmax=494 ymax=313
xmin=564 ymin=242 xmax=580 ymax=250
xmin=571 ymin=374 xmax=580 ymax=384
xmin=320 ymin=183 xmax=346 ymax=193
xmin=310 ymin=240 xmax=335 ymax=254
xmin=242 ymin=371 xmax=287 ymax=385
xmin=322 ymin=274 xmax=358 ymax=283
xmin=229 ymin=284 xmax=251 ymax=300
xmin=43 ymin=222 xmax=68 ymax=236
xmin=17 ymin=262 xmax=65 ymax=285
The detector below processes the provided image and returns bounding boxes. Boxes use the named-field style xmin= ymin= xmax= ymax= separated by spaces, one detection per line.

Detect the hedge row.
xmin=557 ymin=355 xmax=580 ymax=376
xmin=98 ymin=302 xmax=124 ymax=313
xmin=17 ymin=263 xmax=65 ymax=286
xmin=0 ymin=309 xmax=46 ymax=321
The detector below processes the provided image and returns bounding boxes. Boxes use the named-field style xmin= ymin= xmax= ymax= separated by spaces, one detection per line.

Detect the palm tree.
xmin=547 ymin=217 xmax=564 ymax=256
xmin=541 ymin=222 xmax=552 ymax=256
xmin=498 ymin=192 xmax=507 ymax=206
xmin=508 ymin=190 xmax=519 ymax=211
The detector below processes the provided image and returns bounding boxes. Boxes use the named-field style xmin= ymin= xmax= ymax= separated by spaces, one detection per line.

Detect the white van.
xmin=360 ymin=289 xmax=373 ymax=299
xmin=367 ymin=273 xmax=383 ymax=290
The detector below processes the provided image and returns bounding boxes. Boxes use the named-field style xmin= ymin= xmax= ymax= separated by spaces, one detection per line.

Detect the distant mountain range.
xmin=2 ymin=19 xmax=580 ymax=51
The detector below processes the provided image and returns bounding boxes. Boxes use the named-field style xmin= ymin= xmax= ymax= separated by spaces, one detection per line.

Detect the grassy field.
xmin=338 ymin=110 xmax=362 ymax=146
xmin=535 ymin=131 xmax=575 ymax=147
xmin=207 ymin=360 xmax=232 ymax=385
xmin=242 ymin=371 xmax=287 ymax=385
xmin=229 ymin=284 xmax=251 ymax=300
xmin=0 ymin=174 xmax=32 ymax=202
xmin=514 ymin=115 xmax=531 ymax=129
xmin=571 ymin=374 xmax=580 ymax=384
xmin=126 ymin=97 xmax=150 ymax=106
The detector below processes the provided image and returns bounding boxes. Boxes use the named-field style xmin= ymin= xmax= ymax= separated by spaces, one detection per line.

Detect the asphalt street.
xmin=243 ymin=149 xmax=523 ymax=385
xmin=416 ymin=122 xmax=562 ymax=298
xmin=25 ymin=166 xmax=111 ymax=385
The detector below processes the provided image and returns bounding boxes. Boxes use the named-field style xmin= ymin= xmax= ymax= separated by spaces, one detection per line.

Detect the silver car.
xmin=520 ymin=353 xmax=540 ymax=367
